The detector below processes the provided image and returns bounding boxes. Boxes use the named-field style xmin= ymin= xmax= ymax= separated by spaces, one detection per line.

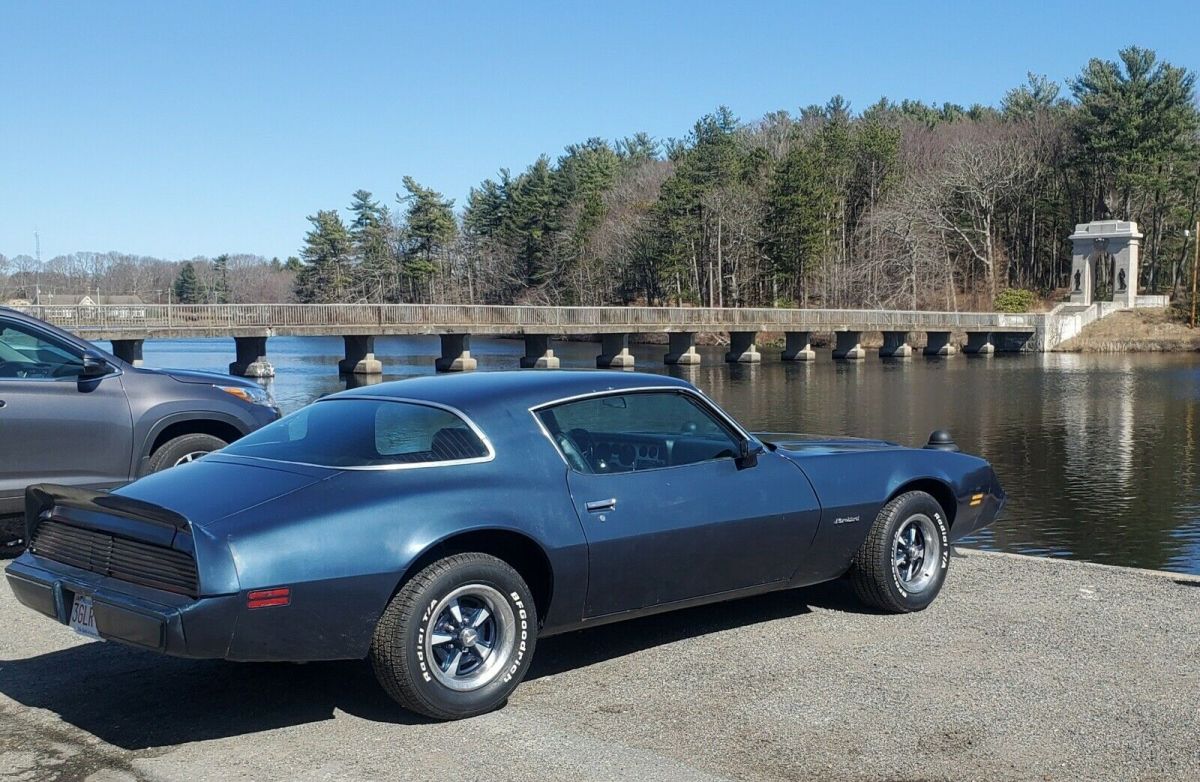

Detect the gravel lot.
xmin=1 ymin=548 xmax=1197 ymax=782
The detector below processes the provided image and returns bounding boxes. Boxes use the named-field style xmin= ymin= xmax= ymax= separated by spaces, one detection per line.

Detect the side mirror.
xmin=79 ymin=354 xmax=112 ymax=379
xmin=735 ymin=438 xmax=762 ymax=470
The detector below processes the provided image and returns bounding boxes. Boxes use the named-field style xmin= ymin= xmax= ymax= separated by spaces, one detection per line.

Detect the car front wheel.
xmin=147 ymin=433 xmax=228 ymax=473
xmin=370 ymin=552 xmax=537 ymax=720
xmin=849 ymin=490 xmax=950 ymax=613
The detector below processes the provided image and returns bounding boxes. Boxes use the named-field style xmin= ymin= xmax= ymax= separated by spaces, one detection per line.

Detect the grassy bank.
xmin=1057 ymin=308 xmax=1200 ymax=353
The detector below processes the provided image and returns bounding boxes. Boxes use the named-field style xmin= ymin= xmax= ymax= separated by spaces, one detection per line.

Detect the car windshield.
xmin=221 ymin=398 xmax=490 ymax=468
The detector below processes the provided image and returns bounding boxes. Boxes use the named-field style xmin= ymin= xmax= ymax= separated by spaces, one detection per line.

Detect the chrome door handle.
xmin=585 ymin=498 xmax=617 ymax=512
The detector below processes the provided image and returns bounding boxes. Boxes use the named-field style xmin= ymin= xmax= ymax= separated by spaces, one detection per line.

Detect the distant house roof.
xmin=39 ymin=293 xmax=145 ymax=306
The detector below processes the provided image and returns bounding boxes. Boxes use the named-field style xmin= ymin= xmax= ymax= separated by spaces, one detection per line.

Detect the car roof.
xmin=332 ymin=370 xmax=695 ymax=416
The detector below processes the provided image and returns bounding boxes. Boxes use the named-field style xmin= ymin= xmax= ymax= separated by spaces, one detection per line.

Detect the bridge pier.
xmin=833 ymin=331 xmax=866 ymax=360
xmin=923 ymin=331 xmax=957 ymax=356
xmin=596 ymin=334 xmax=635 ymax=368
xmin=229 ymin=336 xmax=275 ymax=378
xmin=435 ymin=334 xmax=477 ymax=372
xmin=879 ymin=331 xmax=913 ymax=358
xmin=110 ymin=339 xmax=144 ymax=367
xmin=964 ymin=331 xmax=995 ymax=355
xmin=725 ymin=331 xmax=761 ymax=363
xmin=339 ymin=335 xmax=383 ymax=375
xmin=664 ymin=332 xmax=701 ymax=365
xmin=780 ymin=331 xmax=815 ymax=361
xmin=520 ymin=335 xmax=560 ymax=369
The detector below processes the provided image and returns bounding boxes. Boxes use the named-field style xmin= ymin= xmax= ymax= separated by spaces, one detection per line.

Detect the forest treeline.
xmin=3 ymin=47 xmax=1197 ymax=312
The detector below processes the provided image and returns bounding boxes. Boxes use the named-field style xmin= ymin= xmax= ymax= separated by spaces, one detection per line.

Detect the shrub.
xmin=994 ymin=288 xmax=1037 ymax=313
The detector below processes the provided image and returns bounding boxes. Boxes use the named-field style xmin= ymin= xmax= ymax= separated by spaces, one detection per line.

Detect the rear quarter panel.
xmin=206 ymin=445 xmax=587 ymax=661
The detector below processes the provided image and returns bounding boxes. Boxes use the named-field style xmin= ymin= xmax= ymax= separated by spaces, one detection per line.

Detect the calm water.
xmin=122 ymin=335 xmax=1200 ymax=575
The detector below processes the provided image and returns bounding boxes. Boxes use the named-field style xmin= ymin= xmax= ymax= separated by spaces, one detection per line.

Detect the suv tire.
xmin=147 ymin=433 xmax=227 ymax=473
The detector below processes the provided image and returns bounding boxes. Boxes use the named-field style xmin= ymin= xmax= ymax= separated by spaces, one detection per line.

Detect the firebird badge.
xmin=833 ymin=515 xmax=861 ymax=525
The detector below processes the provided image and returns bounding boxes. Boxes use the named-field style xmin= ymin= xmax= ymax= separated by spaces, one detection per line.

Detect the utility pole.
xmin=34 ymin=230 xmax=41 ymax=305
xmin=1192 ymin=220 xmax=1200 ymax=328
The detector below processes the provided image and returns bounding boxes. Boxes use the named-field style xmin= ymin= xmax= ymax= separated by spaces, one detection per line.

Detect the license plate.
xmin=69 ymin=594 xmax=101 ymax=640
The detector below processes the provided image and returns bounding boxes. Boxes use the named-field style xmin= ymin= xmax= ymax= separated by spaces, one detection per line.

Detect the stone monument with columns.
xmin=1068 ymin=220 xmax=1142 ymax=308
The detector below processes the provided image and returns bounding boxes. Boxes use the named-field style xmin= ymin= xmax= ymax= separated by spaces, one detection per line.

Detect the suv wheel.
xmin=147 ymin=433 xmax=228 ymax=473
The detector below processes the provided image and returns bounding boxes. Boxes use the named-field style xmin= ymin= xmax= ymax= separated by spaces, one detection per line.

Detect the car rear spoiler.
xmin=25 ymin=483 xmax=191 ymax=541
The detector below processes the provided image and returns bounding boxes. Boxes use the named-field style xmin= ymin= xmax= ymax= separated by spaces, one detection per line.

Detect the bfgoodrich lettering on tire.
xmin=849 ymin=490 xmax=950 ymax=613
xmin=370 ymin=552 xmax=537 ymax=720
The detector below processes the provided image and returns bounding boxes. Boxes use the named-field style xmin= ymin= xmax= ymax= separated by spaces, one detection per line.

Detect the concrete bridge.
xmin=14 ymin=302 xmax=1056 ymax=375
xmin=10 ymin=302 xmax=1061 ymax=377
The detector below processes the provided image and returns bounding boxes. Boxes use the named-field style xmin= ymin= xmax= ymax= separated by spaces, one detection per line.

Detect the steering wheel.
xmin=556 ymin=432 xmax=590 ymax=473
xmin=13 ymin=362 xmax=58 ymax=379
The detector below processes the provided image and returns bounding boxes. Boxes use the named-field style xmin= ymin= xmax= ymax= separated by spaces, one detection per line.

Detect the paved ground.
xmin=1 ymin=549 xmax=1197 ymax=782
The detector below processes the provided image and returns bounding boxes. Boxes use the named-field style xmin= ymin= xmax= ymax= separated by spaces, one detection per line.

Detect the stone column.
xmin=964 ymin=332 xmax=995 ymax=355
xmin=664 ymin=332 xmax=701 ymax=365
xmin=110 ymin=339 xmax=144 ymax=367
xmin=596 ymin=333 xmax=635 ymax=368
xmin=520 ymin=334 xmax=560 ymax=369
xmin=923 ymin=331 xmax=956 ymax=357
xmin=725 ymin=331 xmax=761 ymax=363
xmin=780 ymin=331 xmax=816 ymax=361
xmin=878 ymin=331 xmax=912 ymax=358
xmin=435 ymin=334 xmax=477 ymax=372
xmin=1068 ymin=220 xmax=1142 ymax=307
xmin=339 ymin=335 xmax=383 ymax=375
xmin=230 ymin=336 xmax=274 ymax=377
xmin=832 ymin=331 xmax=866 ymax=360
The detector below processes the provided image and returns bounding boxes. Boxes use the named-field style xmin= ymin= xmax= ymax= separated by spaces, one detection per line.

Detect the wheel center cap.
xmin=459 ymin=628 xmax=478 ymax=647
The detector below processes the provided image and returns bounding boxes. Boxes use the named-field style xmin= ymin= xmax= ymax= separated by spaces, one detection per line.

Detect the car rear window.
xmin=221 ymin=399 xmax=490 ymax=468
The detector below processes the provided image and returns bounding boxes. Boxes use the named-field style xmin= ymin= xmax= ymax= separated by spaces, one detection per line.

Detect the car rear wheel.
xmin=849 ymin=490 xmax=950 ymax=613
xmin=147 ymin=433 xmax=227 ymax=473
xmin=370 ymin=552 xmax=537 ymax=720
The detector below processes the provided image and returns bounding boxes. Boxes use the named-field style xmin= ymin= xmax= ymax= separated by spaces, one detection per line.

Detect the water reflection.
xmin=135 ymin=336 xmax=1200 ymax=574
xmin=341 ymin=372 xmax=384 ymax=390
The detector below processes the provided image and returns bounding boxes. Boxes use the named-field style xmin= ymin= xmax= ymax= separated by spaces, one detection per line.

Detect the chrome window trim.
xmin=528 ymin=385 xmax=755 ymax=473
xmin=220 ymin=396 xmax=496 ymax=472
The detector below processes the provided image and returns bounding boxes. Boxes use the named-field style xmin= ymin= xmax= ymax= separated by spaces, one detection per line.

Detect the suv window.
xmin=537 ymin=391 xmax=740 ymax=474
xmin=0 ymin=322 xmax=85 ymax=380
xmin=222 ymin=398 xmax=490 ymax=468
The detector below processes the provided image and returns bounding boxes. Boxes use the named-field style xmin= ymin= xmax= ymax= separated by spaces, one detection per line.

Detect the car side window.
xmin=222 ymin=399 xmax=489 ymax=467
xmin=538 ymin=392 xmax=741 ymax=474
xmin=0 ymin=322 xmax=85 ymax=380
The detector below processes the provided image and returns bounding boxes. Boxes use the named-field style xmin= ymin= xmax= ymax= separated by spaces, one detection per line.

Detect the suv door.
xmin=536 ymin=390 xmax=821 ymax=619
xmin=0 ymin=318 xmax=134 ymax=515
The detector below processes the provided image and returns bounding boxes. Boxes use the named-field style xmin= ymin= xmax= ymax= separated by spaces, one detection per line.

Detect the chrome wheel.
xmin=892 ymin=514 xmax=941 ymax=593
xmin=424 ymin=584 xmax=515 ymax=692
xmin=173 ymin=451 xmax=209 ymax=466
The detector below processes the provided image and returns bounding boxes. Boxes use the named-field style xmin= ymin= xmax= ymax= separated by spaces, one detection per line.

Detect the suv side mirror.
xmin=735 ymin=437 xmax=762 ymax=470
xmin=79 ymin=354 xmax=112 ymax=379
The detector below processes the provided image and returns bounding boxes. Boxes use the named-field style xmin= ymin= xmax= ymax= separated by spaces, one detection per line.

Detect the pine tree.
xmin=295 ymin=210 xmax=353 ymax=302
xmin=172 ymin=262 xmax=200 ymax=304
xmin=348 ymin=190 xmax=394 ymax=302
xmin=399 ymin=177 xmax=457 ymax=299
xmin=212 ymin=254 xmax=230 ymax=303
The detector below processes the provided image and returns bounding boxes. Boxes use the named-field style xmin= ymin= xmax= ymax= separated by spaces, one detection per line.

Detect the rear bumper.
xmin=5 ymin=553 xmax=239 ymax=658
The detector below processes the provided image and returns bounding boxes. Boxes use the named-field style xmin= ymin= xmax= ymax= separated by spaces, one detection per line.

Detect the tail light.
xmin=247 ymin=587 xmax=290 ymax=609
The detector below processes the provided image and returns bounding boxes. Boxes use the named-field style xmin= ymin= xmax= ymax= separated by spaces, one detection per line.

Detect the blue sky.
xmin=2 ymin=1 xmax=1197 ymax=261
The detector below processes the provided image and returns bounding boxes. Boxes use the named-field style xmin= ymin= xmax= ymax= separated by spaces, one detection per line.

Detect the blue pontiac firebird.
xmin=6 ymin=371 xmax=1004 ymax=719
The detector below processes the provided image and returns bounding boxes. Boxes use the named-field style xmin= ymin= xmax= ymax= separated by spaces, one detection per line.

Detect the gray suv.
xmin=0 ymin=307 xmax=280 ymax=551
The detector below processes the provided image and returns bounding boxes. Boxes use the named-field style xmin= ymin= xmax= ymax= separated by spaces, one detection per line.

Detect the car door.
xmin=0 ymin=317 xmax=134 ymax=515
xmin=536 ymin=390 xmax=821 ymax=619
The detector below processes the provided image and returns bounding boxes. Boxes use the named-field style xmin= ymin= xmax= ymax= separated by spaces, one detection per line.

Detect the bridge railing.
xmin=13 ymin=303 xmax=1041 ymax=332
